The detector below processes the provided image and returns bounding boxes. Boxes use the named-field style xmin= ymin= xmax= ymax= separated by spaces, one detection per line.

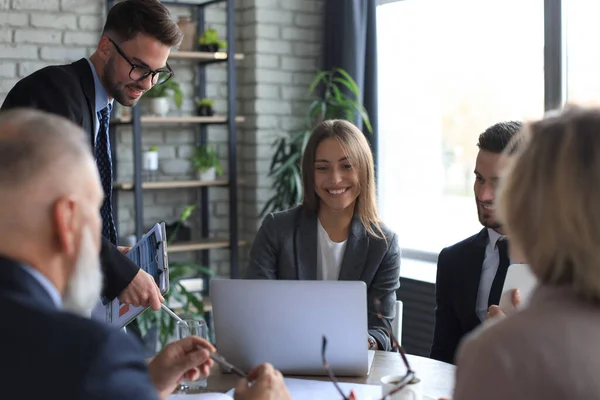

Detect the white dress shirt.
xmin=475 ymin=228 xmax=511 ymax=321
xmin=316 ymin=219 xmax=347 ymax=281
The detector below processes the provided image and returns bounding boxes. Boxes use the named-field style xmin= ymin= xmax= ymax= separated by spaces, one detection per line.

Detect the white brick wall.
xmin=0 ymin=0 xmax=324 ymax=278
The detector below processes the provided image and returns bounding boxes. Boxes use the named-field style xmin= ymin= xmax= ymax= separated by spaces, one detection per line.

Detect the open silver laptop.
xmin=210 ymin=279 xmax=374 ymax=376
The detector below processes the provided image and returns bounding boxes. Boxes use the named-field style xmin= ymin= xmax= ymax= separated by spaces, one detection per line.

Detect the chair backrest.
xmin=392 ymin=300 xmax=403 ymax=345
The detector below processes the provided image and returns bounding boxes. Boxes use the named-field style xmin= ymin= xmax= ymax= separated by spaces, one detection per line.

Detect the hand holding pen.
xmin=160 ymin=303 xmax=247 ymax=378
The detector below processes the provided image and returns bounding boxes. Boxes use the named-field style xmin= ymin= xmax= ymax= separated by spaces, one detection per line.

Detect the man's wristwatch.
xmin=367 ymin=335 xmax=377 ymax=350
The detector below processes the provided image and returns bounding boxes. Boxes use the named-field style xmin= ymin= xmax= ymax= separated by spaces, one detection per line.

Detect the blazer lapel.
xmin=338 ymin=216 xmax=369 ymax=281
xmin=460 ymin=228 xmax=488 ymax=328
xmin=71 ymin=58 xmax=96 ymax=148
xmin=295 ymin=209 xmax=318 ymax=280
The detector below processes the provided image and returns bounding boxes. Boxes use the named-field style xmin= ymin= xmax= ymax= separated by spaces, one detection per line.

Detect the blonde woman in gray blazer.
xmin=451 ymin=107 xmax=600 ymax=400
xmin=246 ymin=120 xmax=401 ymax=351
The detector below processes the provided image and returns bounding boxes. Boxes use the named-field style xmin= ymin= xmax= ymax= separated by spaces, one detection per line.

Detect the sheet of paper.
xmin=499 ymin=263 xmax=538 ymax=315
xmin=225 ymin=377 xmax=382 ymax=400
xmin=167 ymin=393 xmax=232 ymax=400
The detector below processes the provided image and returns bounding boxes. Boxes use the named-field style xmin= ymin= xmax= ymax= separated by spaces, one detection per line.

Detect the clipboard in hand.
xmin=92 ymin=222 xmax=169 ymax=328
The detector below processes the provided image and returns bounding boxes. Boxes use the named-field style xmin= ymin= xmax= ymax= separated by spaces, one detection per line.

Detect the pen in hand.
xmin=160 ymin=304 xmax=247 ymax=378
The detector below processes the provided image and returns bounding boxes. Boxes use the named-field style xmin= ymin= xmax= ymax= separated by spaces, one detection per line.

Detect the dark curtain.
xmin=323 ymin=0 xmax=379 ymax=171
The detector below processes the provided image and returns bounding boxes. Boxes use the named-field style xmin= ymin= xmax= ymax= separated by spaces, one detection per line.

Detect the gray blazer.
xmin=246 ymin=206 xmax=401 ymax=351
xmin=453 ymin=285 xmax=600 ymax=399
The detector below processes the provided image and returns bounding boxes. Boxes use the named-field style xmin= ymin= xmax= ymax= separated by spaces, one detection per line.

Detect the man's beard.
xmin=102 ymin=56 xmax=144 ymax=107
xmin=62 ymin=227 xmax=103 ymax=317
xmin=476 ymin=198 xmax=501 ymax=230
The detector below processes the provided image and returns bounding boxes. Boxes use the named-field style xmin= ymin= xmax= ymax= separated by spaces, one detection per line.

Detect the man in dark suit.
xmin=0 ymin=109 xmax=292 ymax=400
xmin=0 ymin=0 xmax=183 ymax=308
xmin=430 ymin=121 xmax=523 ymax=364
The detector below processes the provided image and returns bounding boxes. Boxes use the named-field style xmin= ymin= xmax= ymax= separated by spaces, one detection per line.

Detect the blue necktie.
xmin=95 ymin=105 xmax=117 ymax=244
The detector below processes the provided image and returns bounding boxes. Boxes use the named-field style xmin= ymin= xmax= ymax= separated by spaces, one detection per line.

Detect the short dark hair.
xmin=477 ymin=121 xmax=523 ymax=153
xmin=102 ymin=0 xmax=183 ymax=47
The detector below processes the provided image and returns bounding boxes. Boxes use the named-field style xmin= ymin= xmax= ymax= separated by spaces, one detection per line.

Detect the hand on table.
xmin=234 ymin=363 xmax=291 ymax=400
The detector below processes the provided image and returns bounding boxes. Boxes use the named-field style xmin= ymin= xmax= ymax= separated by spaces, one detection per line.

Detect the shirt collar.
xmin=18 ymin=264 xmax=62 ymax=309
xmin=86 ymin=58 xmax=113 ymax=113
xmin=487 ymin=228 xmax=507 ymax=248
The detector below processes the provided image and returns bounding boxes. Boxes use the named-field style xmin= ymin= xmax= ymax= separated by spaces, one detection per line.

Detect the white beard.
xmin=62 ymin=227 xmax=103 ymax=317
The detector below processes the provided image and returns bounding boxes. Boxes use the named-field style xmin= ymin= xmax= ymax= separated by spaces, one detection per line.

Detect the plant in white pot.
xmin=143 ymin=79 xmax=183 ymax=116
xmin=142 ymin=146 xmax=159 ymax=171
xmin=191 ymin=145 xmax=222 ymax=181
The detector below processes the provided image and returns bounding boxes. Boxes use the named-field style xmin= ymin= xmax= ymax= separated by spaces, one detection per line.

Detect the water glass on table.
xmin=176 ymin=319 xmax=208 ymax=392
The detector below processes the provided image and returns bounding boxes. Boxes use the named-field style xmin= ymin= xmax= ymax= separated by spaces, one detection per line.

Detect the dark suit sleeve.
xmin=245 ymin=213 xmax=279 ymax=279
xmin=367 ymin=233 xmax=401 ymax=351
xmin=430 ymin=247 xmax=462 ymax=364
xmin=82 ymin=330 xmax=160 ymax=400
xmin=2 ymin=71 xmax=140 ymax=302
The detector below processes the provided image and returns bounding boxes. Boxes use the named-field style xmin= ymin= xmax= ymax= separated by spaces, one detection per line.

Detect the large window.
xmin=377 ymin=0 xmax=545 ymax=255
xmin=566 ymin=0 xmax=600 ymax=105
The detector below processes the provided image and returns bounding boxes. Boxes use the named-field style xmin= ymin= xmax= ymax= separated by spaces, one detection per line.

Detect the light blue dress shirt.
xmin=18 ymin=264 xmax=62 ymax=309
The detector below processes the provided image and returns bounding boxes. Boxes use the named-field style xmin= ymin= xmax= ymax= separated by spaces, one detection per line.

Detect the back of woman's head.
xmin=497 ymin=106 xmax=600 ymax=302
xmin=301 ymin=119 xmax=383 ymax=238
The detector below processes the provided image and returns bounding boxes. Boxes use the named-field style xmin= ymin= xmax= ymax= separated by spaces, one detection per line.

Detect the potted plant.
xmin=142 ymin=79 xmax=184 ymax=116
xmin=261 ymin=68 xmax=372 ymax=216
xmin=142 ymin=146 xmax=159 ymax=172
xmin=191 ymin=144 xmax=222 ymax=181
xmin=195 ymin=98 xmax=215 ymax=116
xmin=197 ymin=28 xmax=227 ymax=52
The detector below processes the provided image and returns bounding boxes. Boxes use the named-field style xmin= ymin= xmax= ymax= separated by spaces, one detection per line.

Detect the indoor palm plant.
xmin=261 ymin=68 xmax=372 ymax=216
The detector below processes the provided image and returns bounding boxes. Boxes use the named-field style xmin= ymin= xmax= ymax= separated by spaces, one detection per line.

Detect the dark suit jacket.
xmin=0 ymin=58 xmax=139 ymax=301
xmin=0 ymin=255 xmax=159 ymax=400
xmin=246 ymin=205 xmax=402 ymax=351
xmin=430 ymin=228 xmax=488 ymax=364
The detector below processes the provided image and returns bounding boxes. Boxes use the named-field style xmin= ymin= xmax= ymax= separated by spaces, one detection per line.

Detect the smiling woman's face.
xmin=313 ymin=138 xmax=360 ymax=213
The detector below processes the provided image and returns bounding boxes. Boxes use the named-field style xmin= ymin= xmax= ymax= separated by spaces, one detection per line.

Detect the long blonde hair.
xmin=301 ymin=119 xmax=384 ymax=239
xmin=496 ymin=106 xmax=600 ymax=302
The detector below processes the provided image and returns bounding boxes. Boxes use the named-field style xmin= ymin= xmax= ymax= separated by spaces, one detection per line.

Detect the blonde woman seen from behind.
xmin=451 ymin=106 xmax=600 ymax=400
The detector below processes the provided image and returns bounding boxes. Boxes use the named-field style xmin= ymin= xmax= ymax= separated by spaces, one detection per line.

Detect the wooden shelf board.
xmin=168 ymin=238 xmax=248 ymax=253
xmin=168 ymin=51 xmax=244 ymax=61
xmin=114 ymin=179 xmax=230 ymax=190
xmin=111 ymin=115 xmax=245 ymax=124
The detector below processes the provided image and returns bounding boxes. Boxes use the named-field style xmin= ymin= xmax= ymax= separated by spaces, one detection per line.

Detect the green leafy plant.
xmin=135 ymin=205 xmax=215 ymax=351
xmin=143 ymin=79 xmax=184 ymax=109
xmin=260 ymin=68 xmax=372 ymax=216
xmin=195 ymin=98 xmax=215 ymax=108
xmin=198 ymin=28 xmax=227 ymax=50
xmin=191 ymin=145 xmax=223 ymax=175
xmin=145 ymin=146 xmax=159 ymax=152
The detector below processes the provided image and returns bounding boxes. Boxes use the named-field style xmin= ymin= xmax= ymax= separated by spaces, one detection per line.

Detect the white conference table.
xmin=195 ymin=351 xmax=455 ymax=399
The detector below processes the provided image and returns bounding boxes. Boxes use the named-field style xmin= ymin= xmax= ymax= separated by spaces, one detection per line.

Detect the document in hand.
xmin=91 ymin=222 xmax=169 ymax=328
xmin=499 ymin=263 xmax=538 ymax=315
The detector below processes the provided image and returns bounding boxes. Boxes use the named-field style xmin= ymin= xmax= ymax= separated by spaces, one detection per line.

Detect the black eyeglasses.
xmin=107 ymin=37 xmax=173 ymax=85
xmin=321 ymin=299 xmax=417 ymax=400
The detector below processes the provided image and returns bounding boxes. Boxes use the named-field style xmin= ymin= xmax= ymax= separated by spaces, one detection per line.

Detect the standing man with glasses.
xmin=1 ymin=0 xmax=181 ymax=311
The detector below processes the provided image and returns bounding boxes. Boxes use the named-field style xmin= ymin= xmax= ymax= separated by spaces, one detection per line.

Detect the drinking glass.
xmin=176 ymin=319 xmax=208 ymax=391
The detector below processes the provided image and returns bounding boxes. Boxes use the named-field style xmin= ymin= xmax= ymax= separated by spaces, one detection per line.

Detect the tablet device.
xmin=499 ymin=263 xmax=538 ymax=315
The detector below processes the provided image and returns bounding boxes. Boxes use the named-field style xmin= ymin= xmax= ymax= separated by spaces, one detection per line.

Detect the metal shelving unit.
xmin=106 ymin=0 xmax=242 ymax=279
